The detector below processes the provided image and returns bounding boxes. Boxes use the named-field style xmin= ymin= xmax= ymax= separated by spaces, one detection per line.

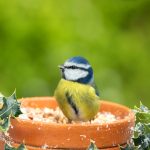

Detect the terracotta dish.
xmin=0 ymin=97 xmax=135 ymax=150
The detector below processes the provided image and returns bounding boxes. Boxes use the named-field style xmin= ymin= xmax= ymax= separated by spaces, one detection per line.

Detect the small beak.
xmin=58 ymin=65 xmax=64 ymax=70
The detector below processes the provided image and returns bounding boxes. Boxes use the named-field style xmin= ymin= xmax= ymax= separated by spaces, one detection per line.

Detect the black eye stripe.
xmin=64 ymin=66 xmax=88 ymax=71
xmin=65 ymin=66 xmax=77 ymax=69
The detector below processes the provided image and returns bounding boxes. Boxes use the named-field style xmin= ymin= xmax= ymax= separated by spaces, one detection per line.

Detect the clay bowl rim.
xmin=16 ymin=96 xmax=135 ymax=127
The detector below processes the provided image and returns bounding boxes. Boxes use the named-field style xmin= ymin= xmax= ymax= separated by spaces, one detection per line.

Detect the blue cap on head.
xmin=60 ymin=56 xmax=93 ymax=84
xmin=67 ymin=56 xmax=90 ymax=65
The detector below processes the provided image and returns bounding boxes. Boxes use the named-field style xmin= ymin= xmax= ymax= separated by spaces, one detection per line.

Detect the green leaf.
xmin=4 ymin=144 xmax=15 ymax=150
xmin=144 ymin=123 xmax=150 ymax=134
xmin=0 ymin=91 xmax=22 ymax=132
xmin=87 ymin=140 xmax=99 ymax=150
xmin=5 ymin=143 xmax=27 ymax=150
xmin=139 ymin=102 xmax=149 ymax=112
xmin=17 ymin=144 xmax=27 ymax=150
xmin=0 ymin=96 xmax=4 ymax=109
xmin=136 ymin=112 xmax=150 ymax=124
xmin=134 ymin=122 xmax=145 ymax=138
xmin=119 ymin=102 xmax=150 ymax=149
xmin=133 ymin=134 xmax=150 ymax=150
xmin=134 ymin=102 xmax=149 ymax=113
xmin=0 ymin=91 xmax=22 ymax=119
xmin=132 ymin=102 xmax=150 ymax=149
xmin=119 ymin=144 xmax=134 ymax=150
xmin=0 ymin=117 xmax=10 ymax=132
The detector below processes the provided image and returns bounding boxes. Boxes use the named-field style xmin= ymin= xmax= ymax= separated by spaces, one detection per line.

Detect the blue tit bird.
xmin=54 ymin=56 xmax=100 ymax=121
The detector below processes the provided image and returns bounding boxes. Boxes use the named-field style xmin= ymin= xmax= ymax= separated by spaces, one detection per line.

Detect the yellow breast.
xmin=54 ymin=79 xmax=100 ymax=121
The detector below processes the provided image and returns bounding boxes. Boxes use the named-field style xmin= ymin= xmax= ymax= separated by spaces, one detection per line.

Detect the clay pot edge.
xmin=15 ymin=97 xmax=135 ymax=127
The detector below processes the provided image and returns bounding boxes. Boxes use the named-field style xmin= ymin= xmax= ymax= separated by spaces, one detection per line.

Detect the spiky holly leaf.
xmin=0 ymin=91 xmax=22 ymax=132
xmin=134 ymin=122 xmax=144 ymax=138
xmin=5 ymin=143 xmax=27 ymax=150
xmin=0 ymin=91 xmax=22 ymax=119
xmin=87 ymin=140 xmax=99 ymax=150
xmin=133 ymin=134 xmax=150 ymax=150
xmin=144 ymin=124 xmax=150 ymax=134
xmin=120 ymin=102 xmax=150 ymax=150
xmin=134 ymin=102 xmax=150 ymax=124
xmin=0 ymin=117 xmax=10 ymax=132
xmin=133 ymin=103 xmax=150 ymax=150
xmin=135 ymin=112 xmax=150 ymax=124
xmin=134 ymin=102 xmax=148 ymax=112
xmin=120 ymin=144 xmax=135 ymax=150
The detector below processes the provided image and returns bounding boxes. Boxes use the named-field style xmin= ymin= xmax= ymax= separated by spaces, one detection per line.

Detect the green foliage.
xmin=0 ymin=92 xmax=25 ymax=149
xmin=0 ymin=117 xmax=10 ymax=132
xmin=87 ymin=140 xmax=99 ymax=150
xmin=5 ymin=143 xmax=27 ymax=150
xmin=0 ymin=91 xmax=22 ymax=132
xmin=134 ymin=102 xmax=150 ymax=124
xmin=120 ymin=144 xmax=138 ymax=150
xmin=121 ymin=102 xmax=150 ymax=150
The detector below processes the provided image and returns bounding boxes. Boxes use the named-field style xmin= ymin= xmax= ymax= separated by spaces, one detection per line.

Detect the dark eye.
xmin=71 ymin=66 xmax=76 ymax=69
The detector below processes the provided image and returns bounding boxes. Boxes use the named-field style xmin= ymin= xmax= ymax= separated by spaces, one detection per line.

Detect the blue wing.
xmin=90 ymin=82 xmax=100 ymax=97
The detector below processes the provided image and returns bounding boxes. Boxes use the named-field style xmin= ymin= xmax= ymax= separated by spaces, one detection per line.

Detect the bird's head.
xmin=59 ymin=56 xmax=93 ymax=84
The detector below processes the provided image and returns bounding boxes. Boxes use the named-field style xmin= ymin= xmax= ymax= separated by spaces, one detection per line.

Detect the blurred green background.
xmin=0 ymin=0 xmax=150 ymax=107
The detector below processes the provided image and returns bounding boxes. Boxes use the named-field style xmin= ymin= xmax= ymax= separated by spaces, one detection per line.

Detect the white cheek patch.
xmin=64 ymin=69 xmax=88 ymax=81
xmin=64 ymin=62 xmax=90 ymax=69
